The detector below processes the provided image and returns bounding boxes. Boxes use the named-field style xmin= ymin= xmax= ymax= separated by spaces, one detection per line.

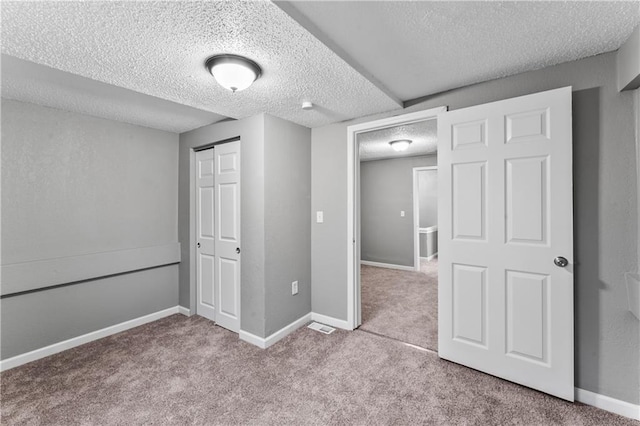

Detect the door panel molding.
xmin=195 ymin=148 xmax=216 ymax=322
xmin=213 ymin=141 xmax=241 ymax=332
xmin=438 ymin=86 xmax=574 ymax=401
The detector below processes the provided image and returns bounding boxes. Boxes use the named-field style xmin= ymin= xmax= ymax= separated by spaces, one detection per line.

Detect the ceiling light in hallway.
xmin=389 ymin=139 xmax=412 ymax=152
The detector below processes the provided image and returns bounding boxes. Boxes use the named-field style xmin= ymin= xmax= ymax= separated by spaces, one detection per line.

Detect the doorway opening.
xmin=413 ymin=166 xmax=438 ymax=270
xmin=346 ymin=107 xmax=446 ymax=351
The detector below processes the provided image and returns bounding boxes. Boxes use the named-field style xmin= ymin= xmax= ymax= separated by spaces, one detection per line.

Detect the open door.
xmin=437 ymin=87 xmax=574 ymax=401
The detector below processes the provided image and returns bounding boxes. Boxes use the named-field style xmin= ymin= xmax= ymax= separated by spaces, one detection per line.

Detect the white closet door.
xmin=195 ymin=148 xmax=216 ymax=321
xmin=214 ymin=141 xmax=241 ymax=333
xmin=438 ymin=87 xmax=574 ymax=401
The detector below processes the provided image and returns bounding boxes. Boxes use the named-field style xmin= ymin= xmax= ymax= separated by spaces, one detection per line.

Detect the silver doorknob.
xmin=554 ymin=256 xmax=568 ymax=267
xmin=236 ymin=247 xmax=241 ymax=254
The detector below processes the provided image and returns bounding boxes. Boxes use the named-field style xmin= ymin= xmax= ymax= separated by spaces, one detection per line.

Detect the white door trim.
xmin=413 ymin=166 xmax=438 ymax=272
xmin=346 ymin=106 xmax=447 ymax=329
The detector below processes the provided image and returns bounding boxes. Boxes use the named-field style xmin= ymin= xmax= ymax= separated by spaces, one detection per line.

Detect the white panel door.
xmin=195 ymin=148 xmax=216 ymax=322
xmin=438 ymin=87 xmax=574 ymax=401
xmin=214 ymin=141 xmax=241 ymax=333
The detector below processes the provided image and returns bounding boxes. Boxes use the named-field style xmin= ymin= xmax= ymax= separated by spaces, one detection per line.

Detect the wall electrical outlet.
xmin=292 ymin=280 xmax=299 ymax=295
xmin=400 ymin=210 xmax=405 ymax=217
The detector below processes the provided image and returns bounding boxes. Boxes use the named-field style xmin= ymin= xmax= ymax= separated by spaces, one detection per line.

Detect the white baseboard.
xmin=238 ymin=330 xmax=266 ymax=348
xmin=0 ymin=306 xmax=182 ymax=372
xmin=240 ymin=313 xmax=312 ymax=349
xmin=178 ymin=306 xmax=191 ymax=316
xmin=265 ymin=313 xmax=312 ymax=347
xmin=311 ymin=312 xmax=352 ymax=330
xmin=360 ymin=260 xmax=415 ymax=272
xmin=421 ymin=253 xmax=438 ymax=261
xmin=575 ymin=388 xmax=640 ymax=420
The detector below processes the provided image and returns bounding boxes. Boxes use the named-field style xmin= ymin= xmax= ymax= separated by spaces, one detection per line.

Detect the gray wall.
xmin=264 ymin=114 xmax=312 ymax=335
xmin=311 ymin=52 xmax=640 ymax=405
xmin=418 ymin=169 xmax=437 ymax=229
xmin=1 ymin=99 xmax=179 ymax=359
xmin=311 ymin=124 xmax=348 ymax=320
xmin=178 ymin=114 xmax=311 ymax=338
xmin=1 ymin=267 xmax=177 ymax=359
xmin=360 ymin=155 xmax=436 ymax=266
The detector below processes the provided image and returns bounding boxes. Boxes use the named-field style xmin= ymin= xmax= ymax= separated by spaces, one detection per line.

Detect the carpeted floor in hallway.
xmin=1 ymin=314 xmax=635 ymax=425
xmin=359 ymin=258 xmax=438 ymax=350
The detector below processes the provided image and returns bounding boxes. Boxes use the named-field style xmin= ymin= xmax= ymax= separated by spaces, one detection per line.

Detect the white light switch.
xmin=400 ymin=211 xmax=405 ymax=217
xmin=316 ymin=211 xmax=324 ymax=223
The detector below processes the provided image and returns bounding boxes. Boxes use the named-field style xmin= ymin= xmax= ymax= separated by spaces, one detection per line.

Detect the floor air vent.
xmin=308 ymin=322 xmax=336 ymax=334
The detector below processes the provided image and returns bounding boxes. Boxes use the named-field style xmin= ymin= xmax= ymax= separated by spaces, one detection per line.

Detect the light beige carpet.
xmin=360 ymin=258 xmax=438 ymax=350
xmin=1 ymin=314 xmax=635 ymax=425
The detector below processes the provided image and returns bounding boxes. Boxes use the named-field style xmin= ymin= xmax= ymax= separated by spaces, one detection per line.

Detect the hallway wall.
xmin=360 ymin=155 xmax=435 ymax=267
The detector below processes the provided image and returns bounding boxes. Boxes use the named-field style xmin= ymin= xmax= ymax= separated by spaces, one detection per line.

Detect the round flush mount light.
xmin=205 ymin=54 xmax=262 ymax=93
xmin=389 ymin=139 xmax=412 ymax=152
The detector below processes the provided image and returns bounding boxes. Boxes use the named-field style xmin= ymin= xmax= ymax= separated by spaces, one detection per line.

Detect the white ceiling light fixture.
xmin=205 ymin=54 xmax=262 ymax=93
xmin=389 ymin=139 xmax=412 ymax=152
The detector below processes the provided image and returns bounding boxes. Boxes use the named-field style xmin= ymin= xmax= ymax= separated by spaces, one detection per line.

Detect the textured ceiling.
xmin=282 ymin=1 xmax=640 ymax=101
xmin=2 ymin=1 xmax=638 ymax=133
xmin=359 ymin=119 xmax=437 ymax=162
xmin=0 ymin=1 xmax=400 ymax=130
xmin=1 ymin=55 xmax=226 ymax=133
